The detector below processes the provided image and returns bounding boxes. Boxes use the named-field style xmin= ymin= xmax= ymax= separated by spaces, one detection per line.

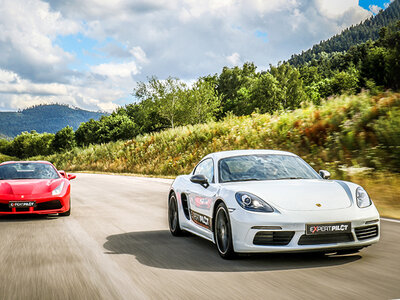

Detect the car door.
xmin=187 ymin=158 xmax=218 ymax=236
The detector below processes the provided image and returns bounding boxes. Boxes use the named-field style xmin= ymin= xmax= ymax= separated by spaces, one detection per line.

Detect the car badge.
xmin=21 ymin=195 xmax=24 ymax=199
xmin=316 ymin=203 xmax=321 ymax=207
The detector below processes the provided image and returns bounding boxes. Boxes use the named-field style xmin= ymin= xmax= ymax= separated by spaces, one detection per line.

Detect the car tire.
xmin=59 ymin=198 xmax=71 ymax=217
xmin=168 ymin=192 xmax=183 ymax=236
xmin=214 ymin=202 xmax=236 ymax=259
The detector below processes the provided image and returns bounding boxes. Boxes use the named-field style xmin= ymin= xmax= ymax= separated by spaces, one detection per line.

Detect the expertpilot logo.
xmin=310 ymin=224 xmax=349 ymax=234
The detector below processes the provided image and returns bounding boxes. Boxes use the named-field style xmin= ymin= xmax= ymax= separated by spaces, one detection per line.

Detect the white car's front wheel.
xmin=214 ymin=203 xmax=235 ymax=259
xmin=168 ymin=192 xmax=183 ymax=236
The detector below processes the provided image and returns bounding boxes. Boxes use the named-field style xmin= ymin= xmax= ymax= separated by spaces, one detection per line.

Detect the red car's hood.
xmin=0 ymin=179 xmax=63 ymax=195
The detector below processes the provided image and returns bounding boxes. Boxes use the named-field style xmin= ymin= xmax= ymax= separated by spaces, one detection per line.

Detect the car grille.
xmin=355 ymin=225 xmax=378 ymax=240
xmin=0 ymin=203 xmax=12 ymax=212
xmin=35 ymin=200 xmax=62 ymax=211
xmin=253 ymin=231 xmax=295 ymax=246
xmin=298 ymin=233 xmax=354 ymax=245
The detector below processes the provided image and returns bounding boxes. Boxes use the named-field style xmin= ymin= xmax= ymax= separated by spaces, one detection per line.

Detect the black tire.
xmin=214 ymin=202 xmax=236 ymax=259
xmin=59 ymin=198 xmax=71 ymax=216
xmin=168 ymin=192 xmax=183 ymax=236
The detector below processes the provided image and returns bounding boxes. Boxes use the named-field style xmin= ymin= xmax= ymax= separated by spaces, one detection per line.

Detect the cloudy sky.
xmin=0 ymin=0 xmax=393 ymax=112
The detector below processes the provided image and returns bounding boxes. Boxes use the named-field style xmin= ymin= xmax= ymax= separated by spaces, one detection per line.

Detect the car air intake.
xmin=0 ymin=203 xmax=12 ymax=212
xmin=355 ymin=225 xmax=378 ymax=240
xmin=35 ymin=200 xmax=62 ymax=211
xmin=298 ymin=233 xmax=354 ymax=245
xmin=253 ymin=231 xmax=295 ymax=246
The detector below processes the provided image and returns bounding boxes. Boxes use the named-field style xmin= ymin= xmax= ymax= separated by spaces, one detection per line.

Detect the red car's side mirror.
xmin=67 ymin=174 xmax=76 ymax=180
xmin=59 ymin=170 xmax=66 ymax=178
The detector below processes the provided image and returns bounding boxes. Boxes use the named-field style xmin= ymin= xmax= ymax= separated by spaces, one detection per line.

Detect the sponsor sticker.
xmin=306 ymin=222 xmax=351 ymax=235
xmin=190 ymin=210 xmax=211 ymax=230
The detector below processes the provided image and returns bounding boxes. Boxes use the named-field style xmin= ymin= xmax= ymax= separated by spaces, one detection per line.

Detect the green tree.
xmin=52 ymin=126 xmax=76 ymax=152
xmin=269 ymin=63 xmax=307 ymax=110
xmin=134 ymin=76 xmax=187 ymax=129
xmin=183 ymin=78 xmax=221 ymax=124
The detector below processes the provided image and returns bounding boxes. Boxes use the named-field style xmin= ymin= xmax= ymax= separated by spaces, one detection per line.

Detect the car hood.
xmin=223 ymin=179 xmax=352 ymax=211
xmin=0 ymin=179 xmax=63 ymax=195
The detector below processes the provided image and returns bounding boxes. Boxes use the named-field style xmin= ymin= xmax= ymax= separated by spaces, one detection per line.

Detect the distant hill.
xmin=289 ymin=0 xmax=400 ymax=66
xmin=0 ymin=104 xmax=107 ymax=137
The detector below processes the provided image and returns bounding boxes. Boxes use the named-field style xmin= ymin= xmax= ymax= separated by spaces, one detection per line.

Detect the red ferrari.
xmin=0 ymin=161 xmax=75 ymax=216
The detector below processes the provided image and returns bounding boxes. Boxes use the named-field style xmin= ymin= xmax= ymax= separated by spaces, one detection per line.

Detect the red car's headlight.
xmin=52 ymin=182 xmax=65 ymax=196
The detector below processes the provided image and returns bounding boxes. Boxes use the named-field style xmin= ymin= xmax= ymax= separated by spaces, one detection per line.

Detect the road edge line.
xmin=381 ymin=217 xmax=400 ymax=223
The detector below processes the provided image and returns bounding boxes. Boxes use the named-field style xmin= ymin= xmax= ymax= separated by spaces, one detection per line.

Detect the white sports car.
xmin=168 ymin=150 xmax=380 ymax=258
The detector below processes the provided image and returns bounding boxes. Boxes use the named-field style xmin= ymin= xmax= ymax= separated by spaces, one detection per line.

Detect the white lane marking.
xmin=381 ymin=218 xmax=400 ymax=223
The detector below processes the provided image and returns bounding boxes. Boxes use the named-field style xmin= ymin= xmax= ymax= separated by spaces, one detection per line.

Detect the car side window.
xmin=193 ymin=159 xmax=214 ymax=183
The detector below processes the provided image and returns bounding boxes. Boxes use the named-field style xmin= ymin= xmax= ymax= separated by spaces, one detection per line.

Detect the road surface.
xmin=0 ymin=173 xmax=399 ymax=299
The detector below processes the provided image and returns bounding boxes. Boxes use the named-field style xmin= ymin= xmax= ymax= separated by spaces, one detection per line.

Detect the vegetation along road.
xmin=0 ymin=173 xmax=399 ymax=299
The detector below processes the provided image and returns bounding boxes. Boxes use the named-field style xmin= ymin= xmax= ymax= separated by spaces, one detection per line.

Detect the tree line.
xmin=289 ymin=0 xmax=400 ymax=66
xmin=1 ymin=22 xmax=399 ymax=159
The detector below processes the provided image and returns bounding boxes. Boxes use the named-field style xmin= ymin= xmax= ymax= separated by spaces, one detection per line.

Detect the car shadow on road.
xmin=0 ymin=214 xmax=59 ymax=222
xmin=104 ymin=230 xmax=361 ymax=272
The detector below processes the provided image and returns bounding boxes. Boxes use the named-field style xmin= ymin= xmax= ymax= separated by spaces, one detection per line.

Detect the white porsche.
xmin=168 ymin=150 xmax=380 ymax=259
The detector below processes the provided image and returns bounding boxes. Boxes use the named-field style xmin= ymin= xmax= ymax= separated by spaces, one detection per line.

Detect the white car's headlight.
xmin=52 ymin=182 xmax=65 ymax=196
xmin=356 ymin=187 xmax=371 ymax=208
xmin=235 ymin=192 xmax=274 ymax=213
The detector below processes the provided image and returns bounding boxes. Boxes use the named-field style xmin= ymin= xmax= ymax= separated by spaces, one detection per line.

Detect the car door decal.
xmin=190 ymin=209 xmax=211 ymax=230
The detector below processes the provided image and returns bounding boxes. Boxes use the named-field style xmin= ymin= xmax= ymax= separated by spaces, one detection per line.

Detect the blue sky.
xmin=360 ymin=0 xmax=392 ymax=11
xmin=0 ymin=0 xmax=395 ymax=112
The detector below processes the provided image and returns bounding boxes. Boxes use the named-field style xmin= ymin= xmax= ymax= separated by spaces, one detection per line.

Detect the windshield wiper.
xmin=275 ymin=177 xmax=305 ymax=180
xmin=226 ymin=178 xmax=263 ymax=182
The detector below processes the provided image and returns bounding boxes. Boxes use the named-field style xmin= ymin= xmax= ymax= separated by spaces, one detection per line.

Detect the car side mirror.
xmin=190 ymin=174 xmax=209 ymax=188
xmin=67 ymin=174 xmax=76 ymax=180
xmin=319 ymin=170 xmax=331 ymax=179
xmin=59 ymin=170 xmax=66 ymax=178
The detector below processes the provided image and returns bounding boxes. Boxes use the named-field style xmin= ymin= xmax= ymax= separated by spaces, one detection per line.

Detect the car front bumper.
xmin=0 ymin=194 xmax=70 ymax=215
xmin=229 ymin=205 xmax=380 ymax=253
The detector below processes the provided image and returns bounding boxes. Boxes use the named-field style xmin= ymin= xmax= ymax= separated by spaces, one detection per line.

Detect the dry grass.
xmin=348 ymin=173 xmax=400 ymax=219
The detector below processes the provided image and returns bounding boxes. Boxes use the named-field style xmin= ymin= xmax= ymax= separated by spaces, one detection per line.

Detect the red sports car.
xmin=0 ymin=161 xmax=75 ymax=216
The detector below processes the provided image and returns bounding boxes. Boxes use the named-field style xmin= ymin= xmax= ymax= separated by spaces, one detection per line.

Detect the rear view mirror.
xmin=67 ymin=174 xmax=76 ymax=180
xmin=319 ymin=170 xmax=331 ymax=179
xmin=190 ymin=174 xmax=209 ymax=188
xmin=59 ymin=170 xmax=66 ymax=178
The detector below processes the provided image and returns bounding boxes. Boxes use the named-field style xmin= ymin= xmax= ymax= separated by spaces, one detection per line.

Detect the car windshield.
xmin=218 ymin=154 xmax=320 ymax=183
xmin=0 ymin=163 xmax=60 ymax=180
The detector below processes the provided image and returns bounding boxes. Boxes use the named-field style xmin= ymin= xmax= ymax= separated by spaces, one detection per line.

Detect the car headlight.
xmin=235 ymin=192 xmax=274 ymax=212
xmin=356 ymin=187 xmax=371 ymax=208
xmin=52 ymin=182 xmax=65 ymax=196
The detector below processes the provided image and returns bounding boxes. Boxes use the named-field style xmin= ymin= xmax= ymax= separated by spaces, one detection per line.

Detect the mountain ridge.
xmin=0 ymin=104 xmax=107 ymax=138
xmin=288 ymin=0 xmax=400 ymax=66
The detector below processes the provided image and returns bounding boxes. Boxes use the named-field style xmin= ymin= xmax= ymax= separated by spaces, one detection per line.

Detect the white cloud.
xmin=316 ymin=0 xmax=358 ymax=19
xmin=129 ymin=47 xmax=149 ymax=64
xmin=0 ymin=0 xmax=81 ymax=82
xmin=90 ymin=61 xmax=139 ymax=78
xmin=369 ymin=5 xmax=382 ymax=15
xmin=0 ymin=0 xmax=375 ymax=112
xmin=227 ymin=53 xmax=241 ymax=66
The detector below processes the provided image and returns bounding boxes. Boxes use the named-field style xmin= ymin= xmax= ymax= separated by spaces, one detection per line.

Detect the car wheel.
xmin=214 ymin=202 xmax=235 ymax=259
xmin=59 ymin=198 xmax=71 ymax=217
xmin=168 ymin=192 xmax=183 ymax=236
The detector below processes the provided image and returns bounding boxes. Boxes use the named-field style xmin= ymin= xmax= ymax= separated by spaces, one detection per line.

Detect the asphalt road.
xmin=0 ymin=173 xmax=399 ymax=300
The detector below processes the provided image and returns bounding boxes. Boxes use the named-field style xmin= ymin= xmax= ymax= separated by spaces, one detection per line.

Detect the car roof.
xmin=0 ymin=161 xmax=53 ymax=166
xmin=205 ymin=149 xmax=298 ymax=161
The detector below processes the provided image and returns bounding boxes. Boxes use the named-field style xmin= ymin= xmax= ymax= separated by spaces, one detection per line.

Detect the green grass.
xmin=0 ymin=153 xmax=18 ymax=163
xmin=30 ymin=92 xmax=400 ymax=218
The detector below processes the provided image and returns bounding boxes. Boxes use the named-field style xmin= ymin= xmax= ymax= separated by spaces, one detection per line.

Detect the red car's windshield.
xmin=0 ymin=163 xmax=60 ymax=180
